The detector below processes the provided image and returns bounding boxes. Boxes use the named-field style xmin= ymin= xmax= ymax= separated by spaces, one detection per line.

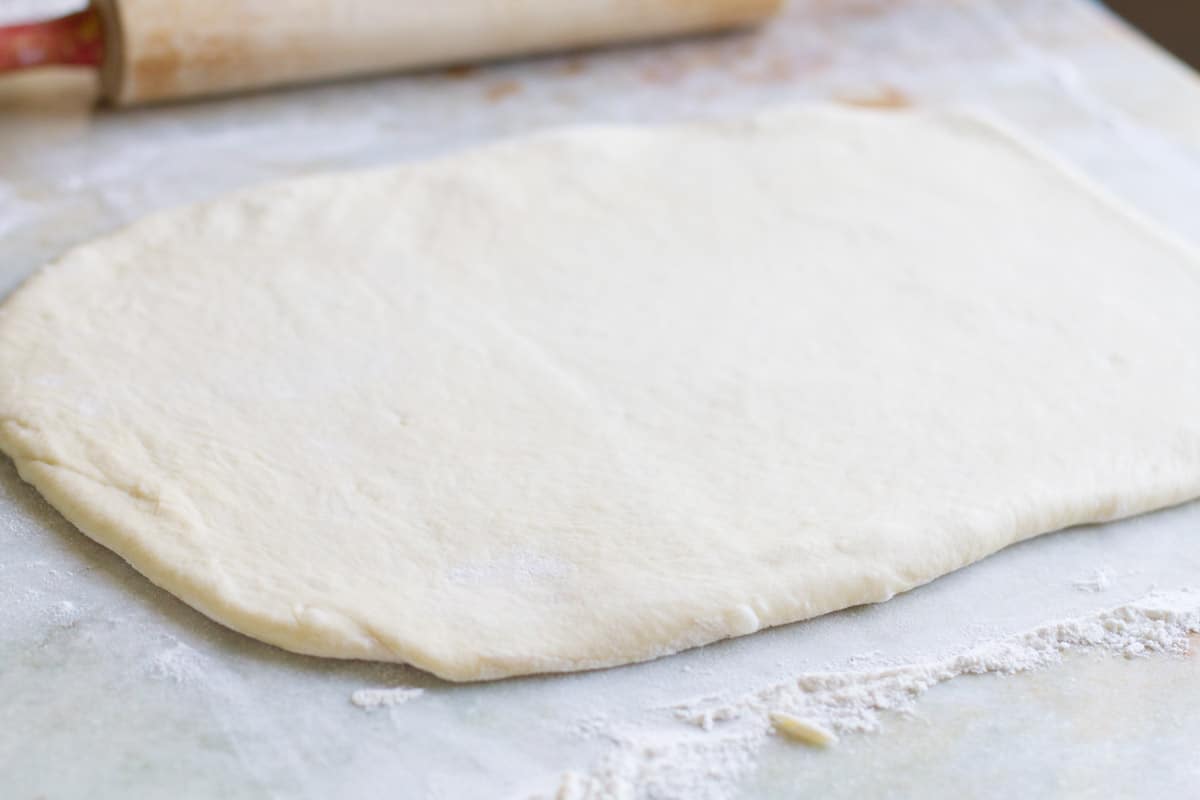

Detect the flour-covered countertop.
xmin=3 ymin=1 xmax=1200 ymax=797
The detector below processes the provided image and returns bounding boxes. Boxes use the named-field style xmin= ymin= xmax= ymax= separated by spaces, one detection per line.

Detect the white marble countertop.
xmin=2 ymin=1 xmax=1200 ymax=797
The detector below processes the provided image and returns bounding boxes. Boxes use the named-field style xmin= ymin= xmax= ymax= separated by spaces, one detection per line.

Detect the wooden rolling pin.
xmin=0 ymin=0 xmax=781 ymax=105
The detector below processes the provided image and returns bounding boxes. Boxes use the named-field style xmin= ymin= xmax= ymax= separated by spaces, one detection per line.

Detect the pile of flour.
xmin=543 ymin=590 xmax=1199 ymax=800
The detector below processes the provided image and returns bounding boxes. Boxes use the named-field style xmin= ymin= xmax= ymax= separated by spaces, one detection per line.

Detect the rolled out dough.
xmin=2 ymin=108 xmax=1199 ymax=681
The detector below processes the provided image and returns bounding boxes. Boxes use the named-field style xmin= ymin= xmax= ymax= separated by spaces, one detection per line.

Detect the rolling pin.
xmin=0 ymin=0 xmax=782 ymax=105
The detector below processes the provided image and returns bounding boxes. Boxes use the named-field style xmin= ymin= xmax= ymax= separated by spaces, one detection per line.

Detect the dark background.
xmin=1106 ymin=1 xmax=1200 ymax=69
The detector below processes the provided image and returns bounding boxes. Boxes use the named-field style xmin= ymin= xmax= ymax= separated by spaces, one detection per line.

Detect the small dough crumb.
xmin=769 ymin=711 xmax=838 ymax=747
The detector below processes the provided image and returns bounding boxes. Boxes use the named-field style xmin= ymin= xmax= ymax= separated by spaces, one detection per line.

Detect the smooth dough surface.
xmin=2 ymin=109 xmax=1200 ymax=681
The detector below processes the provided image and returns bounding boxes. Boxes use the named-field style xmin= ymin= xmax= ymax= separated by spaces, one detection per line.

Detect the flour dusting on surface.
xmin=46 ymin=599 xmax=80 ymax=627
xmin=541 ymin=591 xmax=1200 ymax=799
xmin=1073 ymin=567 xmax=1114 ymax=592
xmin=351 ymin=686 xmax=425 ymax=710
xmin=148 ymin=641 xmax=209 ymax=684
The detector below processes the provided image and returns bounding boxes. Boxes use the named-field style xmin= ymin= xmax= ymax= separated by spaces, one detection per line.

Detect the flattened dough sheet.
xmin=2 ymin=108 xmax=1199 ymax=680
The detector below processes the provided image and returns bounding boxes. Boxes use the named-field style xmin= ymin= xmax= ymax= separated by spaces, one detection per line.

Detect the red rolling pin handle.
xmin=0 ymin=8 xmax=104 ymax=71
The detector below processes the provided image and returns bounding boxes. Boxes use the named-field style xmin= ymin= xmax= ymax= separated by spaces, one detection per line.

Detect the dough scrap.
xmin=2 ymin=108 xmax=1199 ymax=681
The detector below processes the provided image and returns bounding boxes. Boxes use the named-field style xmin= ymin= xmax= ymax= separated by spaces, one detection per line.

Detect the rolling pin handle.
xmin=0 ymin=8 xmax=105 ymax=72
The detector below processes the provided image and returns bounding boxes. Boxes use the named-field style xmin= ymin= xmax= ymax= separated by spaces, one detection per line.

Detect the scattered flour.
xmin=46 ymin=599 xmax=80 ymax=627
xmin=1072 ymin=567 xmax=1114 ymax=592
xmin=148 ymin=641 xmax=209 ymax=684
xmin=552 ymin=724 xmax=761 ymax=800
xmin=350 ymin=686 xmax=425 ymax=710
xmin=541 ymin=590 xmax=1200 ymax=800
